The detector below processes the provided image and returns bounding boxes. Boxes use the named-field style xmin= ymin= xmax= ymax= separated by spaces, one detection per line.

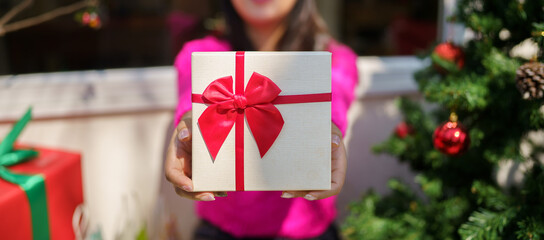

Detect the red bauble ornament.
xmin=433 ymin=113 xmax=470 ymax=156
xmin=432 ymin=42 xmax=465 ymax=73
xmin=395 ymin=122 xmax=413 ymax=139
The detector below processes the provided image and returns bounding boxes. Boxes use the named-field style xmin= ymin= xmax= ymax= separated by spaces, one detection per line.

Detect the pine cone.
xmin=516 ymin=62 xmax=544 ymax=99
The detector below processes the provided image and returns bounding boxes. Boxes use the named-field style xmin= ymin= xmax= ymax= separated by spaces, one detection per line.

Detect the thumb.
xmin=331 ymin=123 xmax=342 ymax=149
xmin=176 ymin=113 xmax=193 ymax=143
xmin=332 ymin=134 xmax=341 ymax=149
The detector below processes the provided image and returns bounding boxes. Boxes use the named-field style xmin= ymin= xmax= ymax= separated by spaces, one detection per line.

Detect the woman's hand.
xmin=281 ymin=123 xmax=347 ymax=201
xmin=165 ymin=111 xmax=226 ymax=201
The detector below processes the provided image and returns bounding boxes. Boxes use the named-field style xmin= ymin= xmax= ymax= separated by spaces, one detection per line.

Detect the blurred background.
xmin=0 ymin=0 xmax=450 ymax=239
xmin=0 ymin=0 xmax=439 ymax=75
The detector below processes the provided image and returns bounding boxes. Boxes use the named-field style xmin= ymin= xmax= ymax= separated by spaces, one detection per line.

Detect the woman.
xmin=165 ymin=0 xmax=358 ymax=239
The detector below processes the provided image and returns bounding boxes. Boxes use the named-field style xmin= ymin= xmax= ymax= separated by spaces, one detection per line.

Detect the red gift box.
xmin=0 ymin=146 xmax=83 ymax=240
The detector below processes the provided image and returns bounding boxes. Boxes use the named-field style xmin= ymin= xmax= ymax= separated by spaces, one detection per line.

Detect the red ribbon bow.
xmin=196 ymin=72 xmax=284 ymax=160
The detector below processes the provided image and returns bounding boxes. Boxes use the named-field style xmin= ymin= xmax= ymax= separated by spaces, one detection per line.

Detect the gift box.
xmin=192 ymin=51 xmax=331 ymax=191
xmin=0 ymin=109 xmax=83 ymax=239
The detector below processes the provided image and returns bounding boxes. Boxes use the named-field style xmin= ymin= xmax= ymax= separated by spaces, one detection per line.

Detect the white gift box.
xmin=191 ymin=51 xmax=331 ymax=191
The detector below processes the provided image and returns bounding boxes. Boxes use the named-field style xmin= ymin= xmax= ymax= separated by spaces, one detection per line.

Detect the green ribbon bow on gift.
xmin=0 ymin=108 xmax=50 ymax=239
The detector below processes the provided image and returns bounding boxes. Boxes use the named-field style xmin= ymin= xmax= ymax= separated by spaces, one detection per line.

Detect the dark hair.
xmin=221 ymin=0 xmax=330 ymax=51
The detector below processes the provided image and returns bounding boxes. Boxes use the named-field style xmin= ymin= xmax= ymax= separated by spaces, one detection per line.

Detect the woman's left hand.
xmin=281 ymin=122 xmax=347 ymax=200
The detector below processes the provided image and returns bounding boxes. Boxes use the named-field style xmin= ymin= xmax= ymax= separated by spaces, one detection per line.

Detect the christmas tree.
xmin=342 ymin=0 xmax=544 ymax=239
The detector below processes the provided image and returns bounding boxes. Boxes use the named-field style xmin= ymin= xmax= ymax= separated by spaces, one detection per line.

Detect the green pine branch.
xmin=458 ymin=208 xmax=517 ymax=240
xmin=343 ymin=0 xmax=544 ymax=239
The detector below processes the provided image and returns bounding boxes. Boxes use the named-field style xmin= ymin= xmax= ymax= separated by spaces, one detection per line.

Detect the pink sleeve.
xmin=173 ymin=36 xmax=230 ymax=125
xmin=173 ymin=42 xmax=193 ymax=126
xmin=329 ymin=41 xmax=359 ymax=136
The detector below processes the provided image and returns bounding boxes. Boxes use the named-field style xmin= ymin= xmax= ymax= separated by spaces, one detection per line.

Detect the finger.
xmin=174 ymin=187 xmax=215 ymax=201
xmin=330 ymin=128 xmax=347 ymax=193
xmin=331 ymin=122 xmax=343 ymax=149
xmin=165 ymin=115 xmax=193 ymax=190
xmin=165 ymin=130 xmax=193 ymax=187
xmin=281 ymin=191 xmax=310 ymax=199
xmin=177 ymin=115 xmax=193 ymax=143
xmin=175 ymin=114 xmax=193 ymax=159
xmin=165 ymin=160 xmax=193 ymax=191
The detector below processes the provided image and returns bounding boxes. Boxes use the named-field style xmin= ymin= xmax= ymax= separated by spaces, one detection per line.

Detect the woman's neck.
xmin=245 ymin=22 xmax=286 ymax=51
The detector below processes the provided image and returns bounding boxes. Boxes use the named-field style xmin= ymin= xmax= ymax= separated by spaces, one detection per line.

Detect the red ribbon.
xmin=192 ymin=51 xmax=331 ymax=191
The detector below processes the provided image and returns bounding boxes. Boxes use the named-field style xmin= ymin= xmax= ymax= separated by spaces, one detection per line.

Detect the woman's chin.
xmin=250 ymin=0 xmax=273 ymax=5
xmin=231 ymin=0 xmax=297 ymax=27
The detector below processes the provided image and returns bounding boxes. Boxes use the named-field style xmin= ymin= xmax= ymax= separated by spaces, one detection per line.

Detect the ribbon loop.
xmin=0 ymin=149 xmax=38 ymax=167
xmin=201 ymin=76 xmax=234 ymax=103
xmin=0 ymin=108 xmax=39 ymax=167
xmin=245 ymin=72 xmax=282 ymax=105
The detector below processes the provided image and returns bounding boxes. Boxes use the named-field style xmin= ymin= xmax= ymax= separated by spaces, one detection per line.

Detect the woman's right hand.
xmin=165 ymin=111 xmax=225 ymax=201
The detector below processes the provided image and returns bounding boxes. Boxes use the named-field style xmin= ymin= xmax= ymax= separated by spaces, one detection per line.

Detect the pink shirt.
xmin=174 ymin=35 xmax=358 ymax=239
